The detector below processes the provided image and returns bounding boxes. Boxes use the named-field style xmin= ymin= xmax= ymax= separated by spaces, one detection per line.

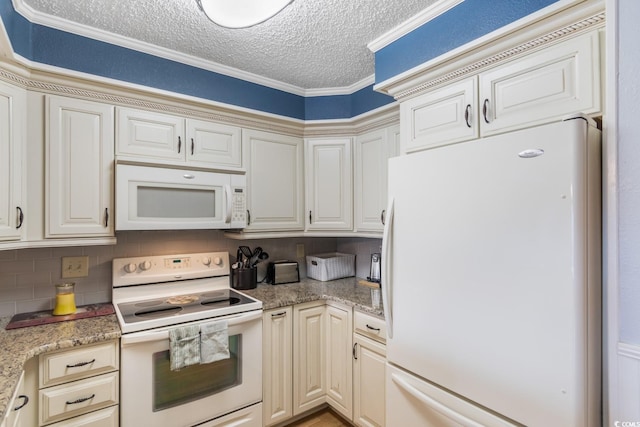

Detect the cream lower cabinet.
xmin=293 ymin=302 xmax=326 ymax=415
xmin=325 ymin=302 xmax=353 ymax=420
xmin=353 ymin=311 xmax=386 ymax=427
xmin=243 ymin=129 xmax=304 ymax=231
xmin=46 ymin=96 xmax=114 ymax=238
xmin=263 ymin=307 xmax=293 ymax=426
xmin=0 ymin=80 xmax=26 ymax=242
xmin=37 ymin=341 xmax=119 ymax=426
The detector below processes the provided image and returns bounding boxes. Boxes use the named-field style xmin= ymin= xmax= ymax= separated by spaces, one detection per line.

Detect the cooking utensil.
xmin=249 ymin=247 xmax=263 ymax=267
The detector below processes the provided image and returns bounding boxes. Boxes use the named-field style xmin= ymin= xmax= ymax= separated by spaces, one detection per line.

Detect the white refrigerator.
xmin=381 ymin=117 xmax=601 ymax=426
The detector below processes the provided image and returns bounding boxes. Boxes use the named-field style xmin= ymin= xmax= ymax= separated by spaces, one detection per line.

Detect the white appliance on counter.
xmin=112 ymin=252 xmax=263 ymax=427
xmin=382 ymin=116 xmax=601 ymax=426
xmin=115 ymin=163 xmax=247 ymax=230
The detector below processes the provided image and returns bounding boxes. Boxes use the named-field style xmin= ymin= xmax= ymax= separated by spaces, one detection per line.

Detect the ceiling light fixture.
xmin=196 ymin=0 xmax=294 ymax=29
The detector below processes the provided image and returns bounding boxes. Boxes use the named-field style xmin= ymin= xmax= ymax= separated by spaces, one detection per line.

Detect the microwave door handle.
xmin=224 ymin=185 xmax=232 ymax=224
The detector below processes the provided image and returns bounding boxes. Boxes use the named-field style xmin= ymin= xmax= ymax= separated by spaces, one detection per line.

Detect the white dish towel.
xmin=168 ymin=324 xmax=201 ymax=371
xmin=200 ymin=320 xmax=230 ymax=363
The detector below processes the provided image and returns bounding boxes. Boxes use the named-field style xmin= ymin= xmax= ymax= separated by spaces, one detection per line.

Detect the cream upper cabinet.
xmin=479 ymin=30 xmax=601 ymax=136
xmin=305 ymin=137 xmax=353 ymax=231
xmin=0 ymin=80 xmax=25 ymax=242
xmin=46 ymin=95 xmax=114 ymax=238
xmin=263 ymin=307 xmax=293 ymax=427
xmin=325 ymin=302 xmax=353 ymax=420
xmin=354 ymin=125 xmax=399 ymax=233
xmin=243 ymin=129 xmax=304 ymax=231
xmin=401 ymin=77 xmax=477 ymax=153
xmin=116 ymin=107 xmax=242 ymax=170
xmin=293 ymin=302 xmax=326 ymax=415
xmin=401 ymin=30 xmax=601 ymax=153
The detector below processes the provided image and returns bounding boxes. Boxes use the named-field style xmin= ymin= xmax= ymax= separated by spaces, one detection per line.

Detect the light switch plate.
xmin=62 ymin=256 xmax=89 ymax=278
xmin=296 ymin=244 xmax=305 ymax=258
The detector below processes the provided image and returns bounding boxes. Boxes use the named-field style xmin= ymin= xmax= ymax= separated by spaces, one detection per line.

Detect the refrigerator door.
xmin=386 ymin=364 xmax=517 ymax=427
xmin=383 ymin=118 xmax=600 ymax=426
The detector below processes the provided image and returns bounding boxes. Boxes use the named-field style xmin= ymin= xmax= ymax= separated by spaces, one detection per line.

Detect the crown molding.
xmin=10 ymin=0 xmax=376 ymax=98
xmin=303 ymin=102 xmax=399 ymax=137
xmin=305 ymin=75 xmax=375 ymax=97
xmin=375 ymin=1 xmax=605 ymax=101
xmin=367 ymin=0 xmax=464 ymax=53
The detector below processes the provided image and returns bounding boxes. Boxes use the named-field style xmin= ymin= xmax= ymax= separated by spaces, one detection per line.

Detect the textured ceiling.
xmin=19 ymin=0 xmax=436 ymax=92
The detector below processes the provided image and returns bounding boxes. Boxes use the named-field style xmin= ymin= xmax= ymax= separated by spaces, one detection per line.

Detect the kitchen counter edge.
xmin=0 ymin=314 xmax=121 ymax=421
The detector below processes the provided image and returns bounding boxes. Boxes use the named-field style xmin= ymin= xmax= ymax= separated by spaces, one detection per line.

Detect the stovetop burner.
xmin=117 ymin=288 xmax=256 ymax=326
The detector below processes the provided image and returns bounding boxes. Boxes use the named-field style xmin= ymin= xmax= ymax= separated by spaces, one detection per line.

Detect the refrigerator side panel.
xmin=384 ymin=119 xmax=600 ymax=426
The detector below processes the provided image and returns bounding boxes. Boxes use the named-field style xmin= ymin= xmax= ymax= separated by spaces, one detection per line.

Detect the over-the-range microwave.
xmin=115 ymin=163 xmax=247 ymax=230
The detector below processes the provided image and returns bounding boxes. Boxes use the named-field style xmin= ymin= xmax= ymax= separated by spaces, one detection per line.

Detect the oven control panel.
xmin=113 ymin=252 xmax=229 ymax=287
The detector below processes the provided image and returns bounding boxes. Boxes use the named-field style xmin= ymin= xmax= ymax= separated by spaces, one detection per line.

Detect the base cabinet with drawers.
xmin=352 ymin=311 xmax=387 ymax=427
xmin=37 ymin=341 xmax=119 ymax=426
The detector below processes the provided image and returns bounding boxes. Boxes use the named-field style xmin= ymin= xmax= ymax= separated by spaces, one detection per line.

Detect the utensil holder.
xmin=231 ymin=267 xmax=257 ymax=290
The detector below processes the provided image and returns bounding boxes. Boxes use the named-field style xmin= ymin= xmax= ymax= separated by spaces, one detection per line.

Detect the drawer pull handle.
xmin=271 ymin=311 xmax=287 ymax=318
xmin=366 ymin=324 xmax=381 ymax=332
xmin=66 ymin=394 xmax=95 ymax=405
xmin=66 ymin=359 xmax=96 ymax=368
xmin=14 ymin=395 xmax=29 ymax=411
xmin=352 ymin=342 xmax=358 ymax=360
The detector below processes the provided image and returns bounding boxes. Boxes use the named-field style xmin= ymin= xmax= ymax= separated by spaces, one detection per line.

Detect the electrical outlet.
xmin=62 ymin=256 xmax=89 ymax=278
xmin=296 ymin=244 xmax=305 ymax=258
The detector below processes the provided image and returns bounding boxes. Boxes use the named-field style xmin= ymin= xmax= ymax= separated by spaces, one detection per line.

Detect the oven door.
xmin=120 ymin=310 xmax=262 ymax=427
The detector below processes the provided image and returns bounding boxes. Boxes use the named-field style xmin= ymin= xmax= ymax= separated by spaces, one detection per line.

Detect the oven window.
xmin=138 ymin=186 xmax=216 ymax=218
xmin=152 ymin=335 xmax=241 ymax=411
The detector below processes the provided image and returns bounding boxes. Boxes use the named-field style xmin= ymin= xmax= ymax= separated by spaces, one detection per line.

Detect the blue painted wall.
xmin=375 ymin=0 xmax=559 ymax=84
xmin=1 ymin=0 xmax=558 ymax=120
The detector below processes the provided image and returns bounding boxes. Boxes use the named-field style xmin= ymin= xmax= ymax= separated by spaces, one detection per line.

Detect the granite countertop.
xmin=0 ymin=276 xmax=381 ymax=421
xmin=241 ymin=276 xmax=384 ymax=317
xmin=0 ymin=314 xmax=121 ymax=422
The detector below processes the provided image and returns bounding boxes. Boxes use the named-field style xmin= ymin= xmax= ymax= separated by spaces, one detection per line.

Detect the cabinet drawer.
xmin=39 ymin=372 xmax=119 ymax=425
xmin=40 ymin=342 xmax=118 ymax=387
xmin=354 ymin=311 xmax=386 ymax=343
xmin=45 ymin=406 xmax=118 ymax=427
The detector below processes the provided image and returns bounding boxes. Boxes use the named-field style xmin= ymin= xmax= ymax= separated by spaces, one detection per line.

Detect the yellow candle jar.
xmin=53 ymin=282 xmax=76 ymax=315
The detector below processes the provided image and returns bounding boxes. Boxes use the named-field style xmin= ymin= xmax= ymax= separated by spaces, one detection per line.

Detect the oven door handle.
xmin=121 ymin=310 xmax=263 ymax=346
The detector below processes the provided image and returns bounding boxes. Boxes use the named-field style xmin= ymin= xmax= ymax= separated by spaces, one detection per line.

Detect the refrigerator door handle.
xmin=391 ymin=373 xmax=485 ymax=427
xmin=381 ymin=196 xmax=394 ymax=338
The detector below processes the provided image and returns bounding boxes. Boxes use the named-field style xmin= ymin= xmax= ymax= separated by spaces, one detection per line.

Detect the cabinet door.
xmin=355 ymin=126 xmax=399 ymax=233
xmin=479 ymin=31 xmax=601 ymax=136
xmin=293 ymin=302 xmax=326 ymax=415
xmin=263 ymin=307 xmax=293 ymax=426
xmin=325 ymin=303 xmax=352 ymax=420
xmin=353 ymin=334 xmax=386 ymax=427
xmin=186 ymin=119 xmax=242 ymax=169
xmin=400 ymin=77 xmax=477 ymax=153
xmin=47 ymin=96 xmax=114 ymax=237
xmin=244 ymin=129 xmax=304 ymax=231
xmin=116 ymin=107 xmax=184 ymax=162
xmin=0 ymin=81 xmax=25 ymax=241
xmin=305 ymin=138 xmax=352 ymax=231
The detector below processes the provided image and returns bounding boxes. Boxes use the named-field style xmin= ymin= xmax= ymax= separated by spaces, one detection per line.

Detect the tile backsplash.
xmin=0 ymin=232 xmax=381 ymax=317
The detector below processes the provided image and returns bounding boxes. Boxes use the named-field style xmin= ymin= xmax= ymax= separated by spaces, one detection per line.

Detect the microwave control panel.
xmin=231 ymin=187 xmax=246 ymax=225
